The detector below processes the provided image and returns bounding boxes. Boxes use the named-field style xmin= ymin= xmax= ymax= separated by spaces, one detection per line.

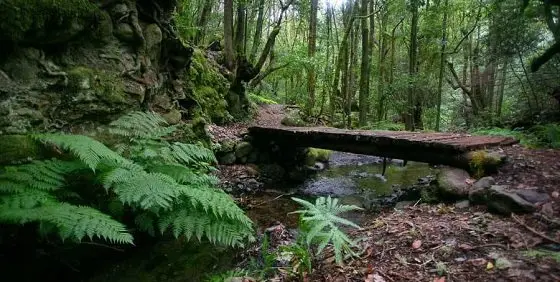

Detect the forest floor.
xmin=210 ymin=105 xmax=560 ymax=282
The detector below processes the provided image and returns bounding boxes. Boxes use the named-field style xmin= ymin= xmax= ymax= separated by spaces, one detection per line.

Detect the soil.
xmin=212 ymin=105 xmax=560 ymax=282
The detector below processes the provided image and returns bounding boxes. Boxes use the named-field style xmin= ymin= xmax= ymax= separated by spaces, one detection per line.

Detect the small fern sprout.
xmin=290 ymin=196 xmax=362 ymax=265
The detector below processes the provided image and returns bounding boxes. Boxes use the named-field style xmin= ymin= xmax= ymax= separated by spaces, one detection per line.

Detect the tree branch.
xmin=446 ymin=61 xmax=472 ymax=95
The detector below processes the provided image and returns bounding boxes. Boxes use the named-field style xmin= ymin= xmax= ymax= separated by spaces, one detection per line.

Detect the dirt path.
xmin=208 ymin=104 xmax=287 ymax=143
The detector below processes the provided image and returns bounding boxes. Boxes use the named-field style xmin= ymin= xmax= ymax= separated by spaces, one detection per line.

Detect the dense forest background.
xmin=180 ymin=0 xmax=560 ymax=132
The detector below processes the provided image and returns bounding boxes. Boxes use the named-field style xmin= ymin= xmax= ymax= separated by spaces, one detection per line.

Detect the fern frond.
xmin=32 ymin=134 xmax=128 ymax=170
xmin=135 ymin=212 xmax=156 ymax=236
xmin=149 ymin=164 xmax=218 ymax=185
xmin=170 ymin=143 xmax=217 ymax=165
xmin=103 ymin=167 xmax=182 ymax=210
xmin=0 ymin=190 xmax=56 ymax=208
xmin=0 ymin=202 xmax=133 ymax=244
xmin=0 ymin=160 xmax=85 ymax=193
xmin=108 ymin=111 xmax=176 ymax=139
xmin=178 ymin=186 xmax=252 ymax=227
xmin=158 ymin=208 xmax=253 ymax=247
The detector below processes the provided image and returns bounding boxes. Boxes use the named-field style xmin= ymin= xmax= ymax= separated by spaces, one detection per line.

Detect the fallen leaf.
xmin=364 ymin=273 xmax=386 ymax=282
xmin=458 ymin=243 xmax=473 ymax=251
xmin=412 ymin=240 xmax=422 ymax=249
xmin=552 ymin=191 xmax=559 ymax=198
xmin=486 ymin=261 xmax=494 ymax=270
xmin=433 ymin=277 xmax=446 ymax=282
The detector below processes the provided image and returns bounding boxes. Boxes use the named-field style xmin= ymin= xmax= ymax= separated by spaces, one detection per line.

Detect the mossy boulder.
xmin=162 ymin=109 xmax=182 ymax=125
xmin=305 ymin=148 xmax=332 ymax=166
xmin=235 ymin=142 xmax=253 ymax=158
xmin=436 ymin=167 xmax=471 ymax=199
xmin=0 ymin=0 xmax=103 ymax=44
xmin=467 ymin=150 xmax=505 ymax=178
xmin=186 ymin=49 xmax=232 ymax=124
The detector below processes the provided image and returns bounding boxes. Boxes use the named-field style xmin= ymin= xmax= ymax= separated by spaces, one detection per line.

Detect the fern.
xmin=32 ymin=134 xmax=128 ymax=170
xmin=0 ymin=111 xmax=254 ymax=248
xmin=291 ymin=196 xmax=362 ymax=265
xmin=107 ymin=111 xmax=177 ymax=139
xmin=0 ymin=203 xmax=133 ymax=244
xmin=158 ymin=208 xmax=254 ymax=247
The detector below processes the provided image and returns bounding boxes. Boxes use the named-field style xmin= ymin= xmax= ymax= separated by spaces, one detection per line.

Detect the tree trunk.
xmin=249 ymin=0 xmax=265 ymax=63
xmin=496 ymin=60 xmax=508 ymax=117
xmin=406 ymin=0 xmax=419 ymax=131
xmin=224 ymin=0 xmax=235 ymax=70
xmin=358 ymin=0 xmax=371 ymax=126
xmin=194 ymin=0 xmax=214 ymax=45
xmin=306 ymin=0 xmax=319 ymax=116
xmin=235 ymin=1 xmax=247 ymax=57
xmin=435 ymin=0 xmax=448 ymax=131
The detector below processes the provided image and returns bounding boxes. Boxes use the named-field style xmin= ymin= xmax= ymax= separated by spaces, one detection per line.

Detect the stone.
xmin=219 ymin=152 xmax=236 ymax=165
xmin=235 ymin=141 xmax=253 ymax=158
xmin=114 ymin=23 xmax=135 ymax=42
xmin=486 ymin=185 xmax=536 ymax=215
xmin=247 ymin=151 xmax=259 ymax=163
xmin=473 ymin=176 xmax=495 ymax=189
xmin=514 ymin=189 xmax=550 ymax=204
xmin=454 ymin=200 xmax=470 ymax=209
xmin=437 ymin=167 xmax=471 ymax=199
xmin=144 ymin=24 xmax=163 ymax=50
xmin=162 ymin=109 xmax=182 ymax=125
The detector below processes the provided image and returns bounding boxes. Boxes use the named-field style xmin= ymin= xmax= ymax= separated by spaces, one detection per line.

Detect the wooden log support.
xmin=248 ymin=126 xmax=517 ymax=175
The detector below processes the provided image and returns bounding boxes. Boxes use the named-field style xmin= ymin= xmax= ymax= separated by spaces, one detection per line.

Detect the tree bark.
xmin=406 ymin=0 xmax=419 ymax=131
xmin=435 ymin=0 xmax=448 ymax=131
xmin=249 ymin=0 xmax=265 ymax=63
xmin=358 ymin=0 xmax=371 ymax=126
xmin=224 ymin=0 xmax=235 ymax=70
xmin=194 ymin=0 xmax=214 ymax=45
xmin=306 ymin=0 xmax=319 ymax=116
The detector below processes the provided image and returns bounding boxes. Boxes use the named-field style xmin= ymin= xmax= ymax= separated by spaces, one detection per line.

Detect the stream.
xmin=91 ymin=151 xmax=435 ymax=281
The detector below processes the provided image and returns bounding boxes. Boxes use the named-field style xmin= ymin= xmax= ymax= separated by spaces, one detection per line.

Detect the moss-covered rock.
xmin=162 ymin=109 xmax=182 ymax=125
xmin=235 ymin=142 xmax=253 ymax=158
xmin=185 ymin=49 xmax=232 ymax=124
xmin=66 ymin=66 xmax=127 ymax=104
xmin=305 ymin=148 xmax=332 ymax=166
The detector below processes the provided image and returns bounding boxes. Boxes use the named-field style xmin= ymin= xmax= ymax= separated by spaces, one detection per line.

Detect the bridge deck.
xmin=248 ymin=126 xmax=518 ymax=169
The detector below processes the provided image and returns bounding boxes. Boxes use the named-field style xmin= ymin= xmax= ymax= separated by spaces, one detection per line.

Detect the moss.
xmin=66 ymin=66 xmax=126 ymax=103
xmin=186 ymin=48 xmax=232 ymax=124
xmin=0 ymin=135 xmax=44 ymax=165
xmin=305 ymin=148 xmax=332 ymax=166
xmin=0 ymin=0 xmax=100 ymax=42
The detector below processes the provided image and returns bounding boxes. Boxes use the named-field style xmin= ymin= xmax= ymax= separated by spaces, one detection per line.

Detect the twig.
xmin=511 ymin=213 xmax=560 ymax=245
xmin=413 ymin=198 xmax=421 ymax=207
xmin=534 ymin=212 xmax=560 ymax=228
xmin=252 ymin=193 xmax=292 ymax=207
xmin=80 ymin=242 xmax=125 ymax=252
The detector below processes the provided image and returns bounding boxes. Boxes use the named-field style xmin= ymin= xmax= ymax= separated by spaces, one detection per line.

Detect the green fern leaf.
xmin=32 ymin=134 xmax=128 ymax=170
xmin=108 ymin=111 xmax=176 ymax=139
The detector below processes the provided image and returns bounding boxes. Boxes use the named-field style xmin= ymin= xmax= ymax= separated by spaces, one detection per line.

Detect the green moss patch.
xmin=66 ymin=66 xmax=126 ymax=103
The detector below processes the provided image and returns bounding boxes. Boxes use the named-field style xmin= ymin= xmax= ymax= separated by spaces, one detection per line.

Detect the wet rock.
xmin=455 ymin=200 xmax=470 ymax=209
xmin=486 ymin=185 xmax=536 ymax=215
xmin=474 ymin=176 xmax=495 ymax=189
xmin=437 ymin=167 xmax=471 ymax=199
xmin=259 ymin=164 xmax=285 ymax=182
xmin=235 ymin=141 xmax=253 ymax=158
xmin=219 ymin=152 xmax=236 ymax=165
xmin=514 ymin=189 xmax=550 ymax=204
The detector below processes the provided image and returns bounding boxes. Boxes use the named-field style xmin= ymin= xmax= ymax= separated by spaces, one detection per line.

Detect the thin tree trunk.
xmin=306 ymin=0 xmax=319 ymax=116
xmin=249 ymin=0 xmax=265 ymax=63
xmin=406 ymin=0 xmax=419 ymax=131
xmin=435 ymin=0 xmax=448 ymax=131
xmin=496 ymin=61 xmax=508 ymax=117
xmin=224 ymin=0 xmax=235 ymax=70
xmin=235 ymin=1 xmax=247 ymax=57
xmin=194 ymin=0 xmax=214 ymax=45
xmin=358 ymin=0 xmax=371 ymax=126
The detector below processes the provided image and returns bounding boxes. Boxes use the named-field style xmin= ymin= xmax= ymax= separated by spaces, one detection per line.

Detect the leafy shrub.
xmin=290 ymin=196 xmax=362 ymax=265
xmin=0 ymin=112 xmax=254 ymax=247
xmin=471 ymin=123 xmax=560 ymax=149
xmin=530 ymin=123 xmax=560 ymax=148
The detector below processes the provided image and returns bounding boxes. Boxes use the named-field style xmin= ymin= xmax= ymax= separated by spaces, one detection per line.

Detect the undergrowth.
xmin=470 ymin=123 xmax=560 ymax=149
xmin=0 ymin=111 xmax=254 ymax=247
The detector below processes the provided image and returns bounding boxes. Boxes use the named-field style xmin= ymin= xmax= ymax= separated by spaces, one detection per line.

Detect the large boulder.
xmin=235 ymin=142 xmax=253 ymax=158
xmin=485 ymin=185 xmax=536 ymax=215
xmin=436 ymin=167 xmax=471 ymax=199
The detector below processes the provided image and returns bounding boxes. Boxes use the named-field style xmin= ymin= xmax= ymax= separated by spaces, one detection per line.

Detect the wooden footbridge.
xmin=248 ymin=126 xmax=519 ymax=171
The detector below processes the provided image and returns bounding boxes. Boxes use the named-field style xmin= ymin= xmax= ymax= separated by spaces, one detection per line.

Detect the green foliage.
xmin=523 ymin=249 xmax=560 ymax=263
xmin=0 ymin=0 xmax=100 ymax=41
xmin=0 ymin=111 xmax=254 ymax=247
xmin=205 ymin=269 xmax=249 ymax=282
xmin=365 ymin=121 xmax=406 ymax=131
xmin=278 ymin=243 xmax=312 ymax=278
xmin=248 ymin=93 xmax=278 ymax=105
xmin=290 ymin=196 xmax=362 ymax=265
xmin=471 ymin=123 xmax=560 ymax=149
